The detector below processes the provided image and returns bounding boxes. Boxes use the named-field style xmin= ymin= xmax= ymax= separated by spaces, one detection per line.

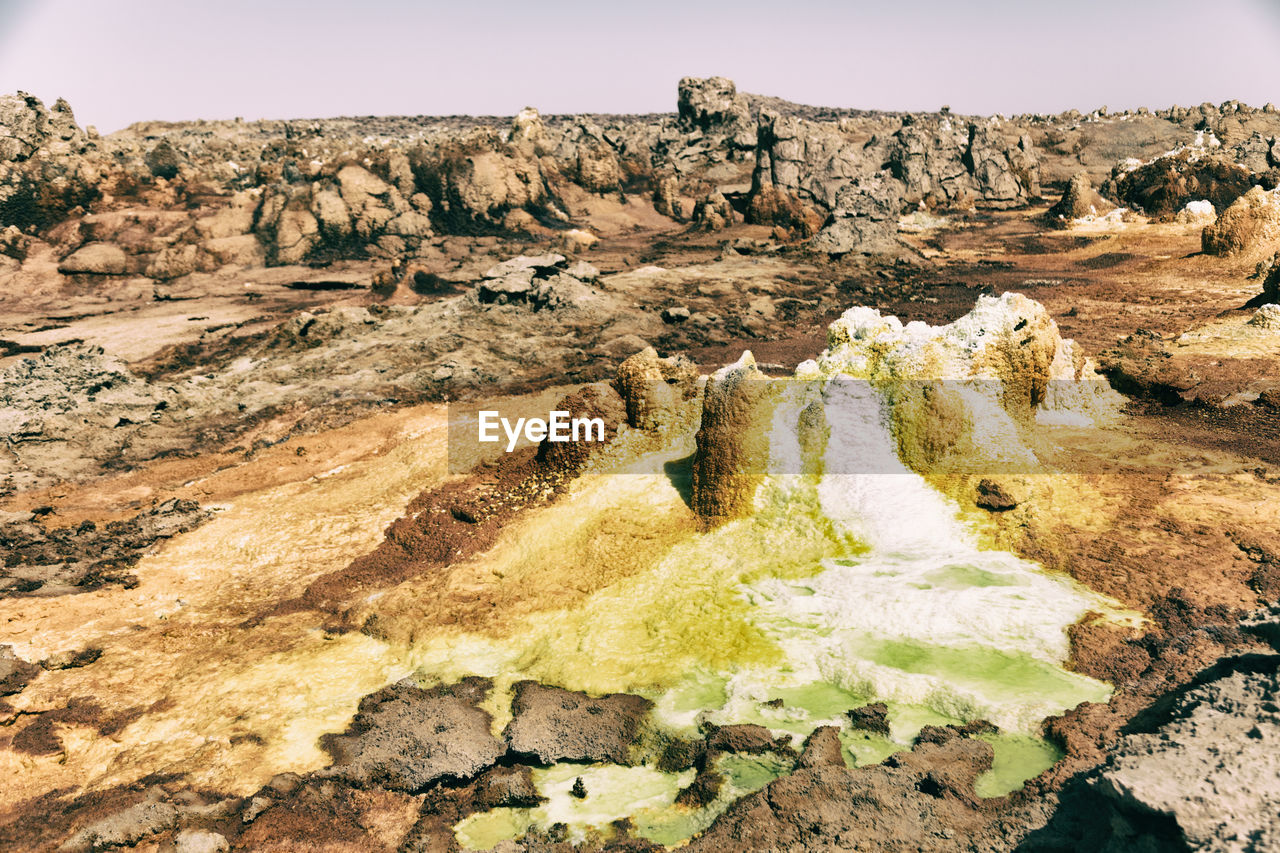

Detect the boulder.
xmin=1065 ymin=656 xmax=1280 ymax=851
xmin=143 ymin=139 xmax=183 ymax=179
xmin=476 ymin=253 xmax=600 ymax=309
xmin=808 ymin=173 xmax=904 ymax=256
xmin=503 ymin=681 xmax=653 ymax=765
xmin=797 ymin=726 xmax=847 ymax=769
xmin=746 ymin=185 xmax=823 ymax=237
xmin=662 ymin=305 xmax=691 ymax=324
xmin=847 ymin=702 xmax=891 ymax=735
xmin=677 ymin=76 xmax=752 ymax=135
xmin=58 ymin=242 xmax=127 ymax=275
xmin=966 ymin=123 xmax=1030 ymax=205
xmin=1248 ymin=304 xmax=1280 ymax=330
xmin=321 ymin=677 xmax=504 ymax=792
xmin=692 ymin=190 xmax=735 ymax=230
xmin=888 ymin=120 xmax=976 ymax=207
xmin=479 ymin=268 xmax=536 ymax=303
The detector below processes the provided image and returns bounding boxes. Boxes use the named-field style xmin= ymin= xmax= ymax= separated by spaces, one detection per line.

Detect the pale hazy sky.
xmin=2 ymin=0 xmax=1279 ymax=133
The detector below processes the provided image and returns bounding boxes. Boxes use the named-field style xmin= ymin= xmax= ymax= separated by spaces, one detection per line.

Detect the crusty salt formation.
xmin=690 ymin=292 xmax=1119 ymax=519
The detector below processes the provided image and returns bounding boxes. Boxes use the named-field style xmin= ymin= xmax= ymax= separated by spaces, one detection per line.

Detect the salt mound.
xmin=1202 ymin=185 xmax=1280 ymax=256
xmin=1175 ymin=199 xmax=1216 ymax=224
xmin=1248 ymin=303 xmax=1280 ymax=330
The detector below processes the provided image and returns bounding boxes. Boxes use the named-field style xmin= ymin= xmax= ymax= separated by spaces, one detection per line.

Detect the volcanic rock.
xmin=144 ymin=139 xmax=183 ymax=180
xmin=1033 ymin=655 xmax=1280 ymax=851
xmin=1262 ymin=253 xmax=1280 ymax=301
xmin=321 ymin=677 xmax=504 ymax=792
xmin=415 ymin=134 xmax=546 ymax=227
xmin=808 ymin=172 xmax=903 ymax=255
xmin=745 ymin=184 xmax=823 ymax=237
xmin=706 ymin=723 xmax=793 ymax=756
xmin=1 ymin=498 xmax=209 ymax=596
xmin=975 ymin=477 xmax=1026 ymax=511
xmin=1174 ymin=198 xmax=1217 ymax=224
xmin=797 ymin=726 xmax=847 ymax=769
xmin=476 ymin=252 xmax=599 ymax=309
xmin=691 ymin=190 xmax=735 ymax=230
xmin=652 ymin=172 xmax=686 ymax=221
xmin=677 ymin=76 xmax=752 ymax=136
xmin=675 ymin=770 xmax=725 ymax=808
xmin=0 ymin=91 xmax=85 ymax=161
xmin=967 ymin=122 xmax=1035 ymax=205
xmin=473 ymin=765 xmax=543 ymax=810
xmin=686 ymin=737 xmax=994 ymax=852
xmin=1108 ymin=149 xmax=1257 ymax=219
xmin=509 ymin=106 xmax=546 ymax=149
xmin=502 ymin=681 xmax=654 ymax=765
xmin=847 ymin=702 xmax=892 ymax=736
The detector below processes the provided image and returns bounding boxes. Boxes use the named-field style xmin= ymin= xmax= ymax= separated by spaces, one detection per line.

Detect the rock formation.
xmin=690 ymin=351 xmax=778 ymax=521
xmin=1049 ymin=172 xmax=1114 ymax=221
xmin=1106 ymin=148 xmax=1261 ymax=219
xmin=1201 ymin=184 xmax=1280 ymax=256
xmin=613 ymin=346 xmax=699 ymax=430
xmin=321 ymin=677 xmax=505 ymax=792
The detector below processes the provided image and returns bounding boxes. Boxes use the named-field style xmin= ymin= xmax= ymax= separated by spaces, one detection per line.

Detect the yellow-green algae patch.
xmin=454 ymin=763 xmax=695 ymax=849
xmin=975 ymin=734 xmax=1064 ymax=798
xmin=404 ymin=332 xmax=1133 ymax=846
